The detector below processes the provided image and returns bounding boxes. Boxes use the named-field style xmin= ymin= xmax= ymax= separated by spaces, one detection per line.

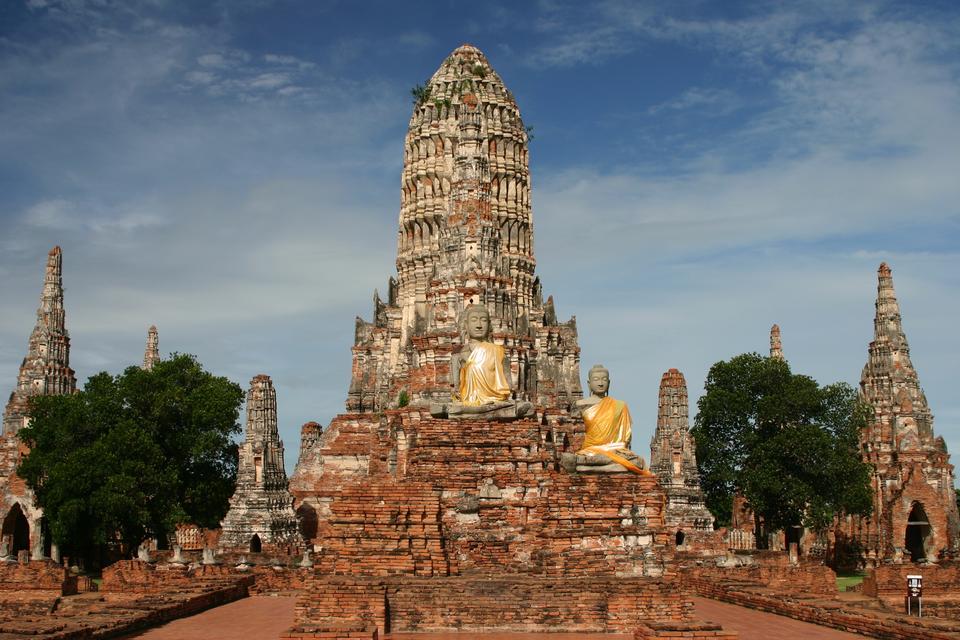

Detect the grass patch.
xmin=836 ymin=572 xmax=866 ymax=592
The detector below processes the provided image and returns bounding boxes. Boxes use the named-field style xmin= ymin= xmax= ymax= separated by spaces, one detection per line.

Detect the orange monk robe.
xmin=458 ymin=341 xmax=512 ymax=406
xmin=578 ymin=396 xmax=651 ymax=476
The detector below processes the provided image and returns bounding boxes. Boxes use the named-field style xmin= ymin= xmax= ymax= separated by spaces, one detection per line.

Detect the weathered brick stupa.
xmin=220 ymin=375 xmax=301 ymax=553
xmin=0 ymin=247 xmax=74 ymax=558
xmin=649 ymin=369 xmax=714 ymax=542
xmin=346 ymin=44 xmax=580 ymax=413
xmin=837 ymin=263 xmax=959 ymax=565
xmin=287 ymin=46 xmax=721 ymax=638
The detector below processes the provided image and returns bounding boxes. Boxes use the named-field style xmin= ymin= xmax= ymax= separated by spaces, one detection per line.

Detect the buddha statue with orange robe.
xmin=563 ymin=364 xmax=650 ymax=475
xmin=430 ymin=304 xmax=531 ymax=419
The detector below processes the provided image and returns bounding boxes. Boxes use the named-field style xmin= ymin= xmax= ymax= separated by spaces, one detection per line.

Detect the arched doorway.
xmin=905 ymin=502 xmax=931 ymax=562
xmin=1 ymin=504 xmax=30 ymax=555
xmin=785 ymin=525 xmax=803 ymax=554
xmin=250 ymin=534 xmax=262 ymax=553
xmin=675 ymin=530 xmax=685 ymax=547
xmin=297 ymin=503 xmax=318 ymax=541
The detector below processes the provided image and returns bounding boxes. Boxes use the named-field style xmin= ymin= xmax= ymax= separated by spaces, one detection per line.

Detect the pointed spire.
xmin=143 ymin=325 xmax=160 ymax=371
xmin=650 ymin=368 xmax=693 ymax=483
xmin=649 ymin=368 xmax=714 ymax=531
xmin=246 ymin=374 xmax=280 ymax=442
xmin=874 ymin=262 xmax=906 ymax=347
xmin=769 ymin=324 xmax=783 ymax=360
xmin=861 ymin=262 xmax=934 ymax=449
xmin=219 ymin=373 xmax=301 ymax=550
xmin=3 ymin=246 xmax=76 ymax=435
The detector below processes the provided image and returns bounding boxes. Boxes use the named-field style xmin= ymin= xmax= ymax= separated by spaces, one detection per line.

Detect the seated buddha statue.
xmin=561 ymin=364 xmax=651 ymax=475
xmin=430 ymin=304 xmax=531 ymax=419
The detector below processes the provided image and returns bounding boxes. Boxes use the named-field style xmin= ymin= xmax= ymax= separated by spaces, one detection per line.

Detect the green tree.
xmin=18 ymin=354 xmax=242 ymax=565
xmin=691 ymin=353 xmax=873 ymax=545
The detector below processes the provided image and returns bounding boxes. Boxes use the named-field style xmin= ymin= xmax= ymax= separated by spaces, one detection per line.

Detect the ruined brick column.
xmin=649 ymin=369 xmax=714 ymax=535
xmin=219 ymin=375 xmax=301 ymax=552
xmin=142 ymin=325 xmax=159 ymax=371
xmin=2 ymin=246 xmax=76 ymax=436
xmin=769 ymin=323 xmax=783 ymax=360
xmin=838 ymin=263 xmax=959 ymax=564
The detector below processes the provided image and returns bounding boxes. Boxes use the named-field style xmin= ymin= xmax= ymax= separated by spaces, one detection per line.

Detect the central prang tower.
xmin=287 ymin=45 xmax=721 ymax=639
xmin=348 ymin=44 xmax=580 ymax=413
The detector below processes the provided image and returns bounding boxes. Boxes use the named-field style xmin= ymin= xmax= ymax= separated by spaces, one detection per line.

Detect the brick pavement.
xmin=692 ymin=596 xmax=865 ymax=639
xmin=126 ymin=592 xmax=872 ymax=640
xmin=128 ymin=595 xmax=296 ymax=640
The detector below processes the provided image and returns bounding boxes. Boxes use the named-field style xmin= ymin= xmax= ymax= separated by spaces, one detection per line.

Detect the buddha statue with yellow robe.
xmin=562 ymin=364 xmax=650 ymax=475
xmin=430 ymin=304 xmax=531 ymax=419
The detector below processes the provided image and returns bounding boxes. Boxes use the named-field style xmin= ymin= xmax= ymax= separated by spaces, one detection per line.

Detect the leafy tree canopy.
xmin=18 ymin=354 xmax=242 ymax=562
xmin=691 ymin=353 xmax=873 ymax=537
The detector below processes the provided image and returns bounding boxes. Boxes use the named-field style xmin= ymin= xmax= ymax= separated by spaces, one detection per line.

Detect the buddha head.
xmin=587 ymin=364 xmax=610 ymax=397
xmin=462 ymin=304 xmax=492 ymax=341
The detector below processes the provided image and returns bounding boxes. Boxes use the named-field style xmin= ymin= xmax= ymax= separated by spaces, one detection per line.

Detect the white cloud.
xmin=647 ymin=87 xmax=742 ymax=115
xmin=197 ymin=53 xmax=226 ymax=68
xmin=247 ymin=72 xmax=291 ymax=90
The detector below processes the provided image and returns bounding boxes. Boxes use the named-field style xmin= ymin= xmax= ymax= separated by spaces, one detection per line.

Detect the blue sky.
xmin=2 ymin=0 xmax=959 ymax=475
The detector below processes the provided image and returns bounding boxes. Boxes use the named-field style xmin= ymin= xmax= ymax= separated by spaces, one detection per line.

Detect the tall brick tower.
xmin=846 ymin=263 xmax=959 ymax=563
xmin=347 ymin=44 xmax=580 ymax=413
xmin=0 ymin=247 xmax=75 ymax=557
xmin=220 ymin=375 xmax=301 ymax=552
xmin=649 ymin=369 xmax=714 ymax=536
xmin=2 ymin=246 xmax=76 ymax=435
xmin=769 ymin=323 xmax=783 ymax=360
xmin=142 ymin=325 xmax=160 ymax=371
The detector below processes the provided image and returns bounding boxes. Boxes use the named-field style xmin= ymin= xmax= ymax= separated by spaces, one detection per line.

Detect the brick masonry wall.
xmin=0 ymin=559 xmax=71 ymax=594
xmin=862 ymin=562 xmax=960 ymax=610
xmin=289 ymin=574 xmax=693 ymax=636
xmin=689 ymin=577 xmax=960 ymax=639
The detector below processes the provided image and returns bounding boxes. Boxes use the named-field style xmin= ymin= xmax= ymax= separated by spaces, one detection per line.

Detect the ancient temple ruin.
xmin=649 ymin=368 xmax=714 ymax=541
xmin=346 ymin=44 xmax=580 ymax=413
xmin=0 ymin=247 xmax=73 ymax=558
xmin=220 ymin=375 xmax=301 ymax=552
xmin=286 ymin=45 xmax=725 ymax=637
xmin=838 ymin=263 xmax=959 ymax=564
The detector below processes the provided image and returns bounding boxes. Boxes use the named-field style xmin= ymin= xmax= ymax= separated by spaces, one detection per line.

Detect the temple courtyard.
xmin=2 ymin=23 xmax=959 ymax=640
